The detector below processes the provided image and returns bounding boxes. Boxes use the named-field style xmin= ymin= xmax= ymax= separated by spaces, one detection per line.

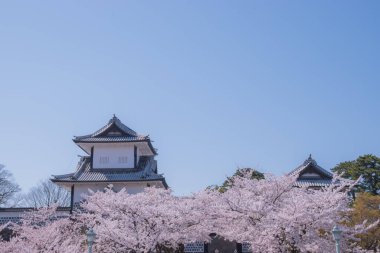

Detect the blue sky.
xmin=0 ymin=1 xmax=379 ymax=195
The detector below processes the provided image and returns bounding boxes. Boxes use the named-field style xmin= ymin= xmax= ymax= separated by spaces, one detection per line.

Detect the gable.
xmin=298 ymin=164 xmax=332 ymax=180
xmin=299 ymin=168 xmax=323 ymax=179
xmin=100 ymin=124 xmax=126 ymax=137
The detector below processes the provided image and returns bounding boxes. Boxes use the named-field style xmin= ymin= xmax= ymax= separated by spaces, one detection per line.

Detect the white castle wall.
xmin=0 ymin=209 xmax=70 ymax=224
xmin=93 ymin=143 xmax=135 ymax=169
xmin=73 ymin=181 xmax=156 ymax=203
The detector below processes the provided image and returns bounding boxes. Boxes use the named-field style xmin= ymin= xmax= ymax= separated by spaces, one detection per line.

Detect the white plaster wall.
xmin=0 ymin=210 xmax=70 ymax=219
xmin=93 ymin=143 xmax=134 ymax=169
xmin=0 ymin=211 xmax=25 ymax=218
xmin=73 ymin=182 xmax=151 ymax=203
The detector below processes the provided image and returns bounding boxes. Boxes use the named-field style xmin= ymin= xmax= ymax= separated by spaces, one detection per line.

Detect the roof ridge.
xmin=288 ymin=155 xmax=333 ymax=178
xmin=74 ymin=116 xmax=138 ymax=141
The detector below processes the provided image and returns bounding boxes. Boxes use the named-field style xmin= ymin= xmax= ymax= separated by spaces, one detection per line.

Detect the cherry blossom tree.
xmin=0 ymin=205 xmax=84 ymax=253
xmin=0 ymin=174 xmax=375 ymax=253
xmin=79 ymin=187 xmax=210 ymax=253
xmin=196 ymin=173 xmax=371 ymax=253
xmin=0 ymin=188 xmax=209 ymax=253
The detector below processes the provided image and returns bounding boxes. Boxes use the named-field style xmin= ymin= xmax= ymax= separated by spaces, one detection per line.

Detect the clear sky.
xmin=0 ymin=1 xmax=379 ymax=195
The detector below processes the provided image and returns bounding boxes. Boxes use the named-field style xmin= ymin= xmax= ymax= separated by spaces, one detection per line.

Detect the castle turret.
xmin=51 ymin=115 xmax=167 ymax=210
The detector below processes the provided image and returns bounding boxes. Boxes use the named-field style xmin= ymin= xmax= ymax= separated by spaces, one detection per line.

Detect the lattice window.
xmin=99 ymin=156 xmax=109 ymax=164
xmin=184 ymin=242 xmax=204 ymax=253
xmin=118 ymin=156 xmax=128 ymax=164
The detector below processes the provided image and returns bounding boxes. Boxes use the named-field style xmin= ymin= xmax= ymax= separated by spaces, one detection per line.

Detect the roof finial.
xmin=303 ymin=154 xmax=316 ymax=166
xmin=109 ymin=114 xmax=118 ymax=124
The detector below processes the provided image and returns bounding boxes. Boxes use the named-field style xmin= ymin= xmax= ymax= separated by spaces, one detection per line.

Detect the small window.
xmin=99 ymin=156 xmax=109 ymax=164
xmin=118 ymin=156 xmax=128 ymax=164
xmin=107 ymin=131 xmax=122 ymax=136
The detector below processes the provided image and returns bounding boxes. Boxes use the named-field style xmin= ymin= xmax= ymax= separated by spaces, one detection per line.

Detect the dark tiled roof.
xmin=74 ymin=136 xmax=148 ymax=143
xmin=288 ymin=155 xmax=333 ymax=178
xmin=293 ymin=179 xmax=334 ymax=187
xmin=73 ymin=115 xmax=157 ymax=155
xmin=288 ymin=155 xmax=335 ymax=187
xmin=52 ymin=156 xmax=167 ymax=187
xmin=74 ymin=115 xmax=147 ymax=142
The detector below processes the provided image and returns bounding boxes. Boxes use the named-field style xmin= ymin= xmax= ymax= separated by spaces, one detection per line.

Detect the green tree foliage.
xmin=218 ymin=168 xmax=265 ymax=193
xmin=343 ymin=192 xmax=380 ymax=251
xmin=332 ymin=154 xmax=380 ymax=195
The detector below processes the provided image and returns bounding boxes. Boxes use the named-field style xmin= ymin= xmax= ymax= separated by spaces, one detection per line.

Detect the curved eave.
xmin=74 ymin=116 xmax=138 ymax=140
xmin=51 ymin=178 xmax=168 ymax=188
xmin=51 ymin=172 xmax=75 ymax=179
xmin=73 ymin=138 xmax=148 ymax=144
xmin=73 ymin=138 xmax=158 ymax=155
xmin=147 ymin=139 xmax=158 ymax=155
xmin=289 ymin=162 xmax=333 ymax=179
